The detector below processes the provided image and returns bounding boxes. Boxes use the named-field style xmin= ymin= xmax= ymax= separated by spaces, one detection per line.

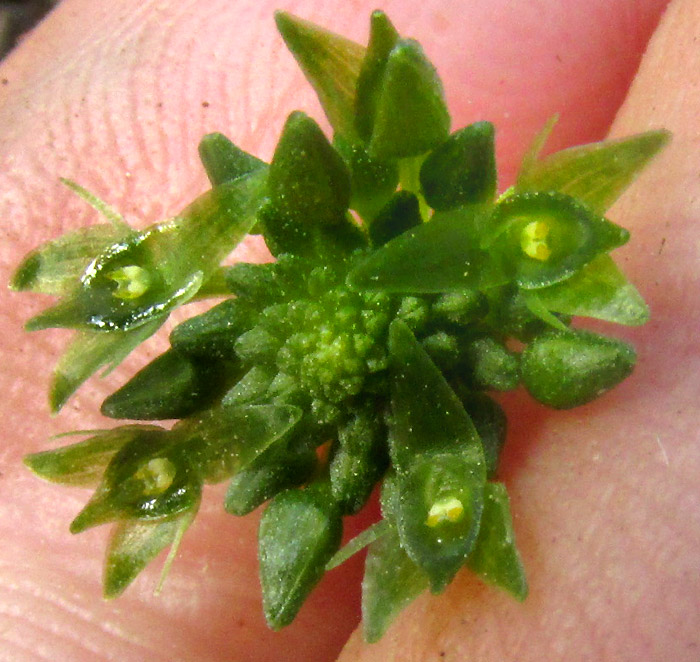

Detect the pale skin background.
xmin=0 ymin=0 xmax=698 ymax=660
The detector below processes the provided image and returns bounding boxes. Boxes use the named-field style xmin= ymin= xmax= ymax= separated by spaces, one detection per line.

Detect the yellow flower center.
xmin=520 ymin=220 xmax=551 ymax=261
xmin=426 ymin=496 xmax=465 ymax=527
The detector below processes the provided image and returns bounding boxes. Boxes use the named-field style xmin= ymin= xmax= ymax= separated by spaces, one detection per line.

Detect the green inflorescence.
xmin=11 ymin=10 xmax=668 ymax=642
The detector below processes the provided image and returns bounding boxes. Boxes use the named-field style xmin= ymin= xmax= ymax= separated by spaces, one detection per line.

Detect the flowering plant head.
xmin=11 ymin=10 xmax=668 ymax=642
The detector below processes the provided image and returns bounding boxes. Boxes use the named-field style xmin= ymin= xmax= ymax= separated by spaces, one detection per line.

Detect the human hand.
xmin=1 ymin=1 xmax=697 ymax=660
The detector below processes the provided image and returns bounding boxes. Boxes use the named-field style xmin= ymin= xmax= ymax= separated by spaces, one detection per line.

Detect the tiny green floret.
xmin=11 ymin=9 xmax=667 ymax=644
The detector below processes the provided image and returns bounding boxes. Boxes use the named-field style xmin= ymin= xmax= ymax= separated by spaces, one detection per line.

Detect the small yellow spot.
xmin=134 ymin=457 xmax=176 ymax=495
xmin=520 ymin=220 xmax=551 ymax=261
xmin=426 ymin=497 xmax=464 ymax=527
xmin=107 ymin=265 xmax=151 ymax=299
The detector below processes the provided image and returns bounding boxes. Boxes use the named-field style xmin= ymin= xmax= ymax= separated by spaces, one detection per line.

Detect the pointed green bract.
xmin=355 ymin=10 xmax=400 ymax=142
xmin=329 ymin=402 xmax=387 ymax=514
xmin=368 ymin=39 xmax=450 ymax=159
xmin=362 ymin=525 xmax=429 ymax=643
xmin=24 ymin=425 xmax=161 ymax=488
xmin=533 ymin=254 xmax=649 ymax=325
xmin=259 ymin=484 xmax=342 ymax=629
xmin=263 ymin=112 xmax=363 ymax=257
xmin=275 ymin=11 xmax=365 ymax=139
xmin=458 ymin=392 xmax=507 ymax=479
xmin=224 ymin=446 xmax=316 ymax=516
xmin=10 ymin=224 xmax=129 ymax=295
xmin=521 ymin=329 xmax=636 ymax=409
xmin=467 ymin=482 xmax=527 ymax=600
xmin=50 ymin=317 xmax=166 ymax=412
xmin=268 ymin=111 xmax=351 ymax=226
xmin=520 ymin=290 xmax=571 ymax=332
xmin=518 ymin=115 xmax=558 ymax=182
xmin=517 ymin=129 xmax=671 ymax=213
xmin=101 ymin=349 xmax=225 ymax=420
xmin=420 ymin=122 xmax=498 ymax=210
xmin=170 ymin=297 xmax=252 ymax=360
xmin=198 ymin=132 xmax=267 ymax=186
xmin=104 ymin=508 xmax=196 ymax=598
xmin=59 ymin=178 xmax=130 ymax=231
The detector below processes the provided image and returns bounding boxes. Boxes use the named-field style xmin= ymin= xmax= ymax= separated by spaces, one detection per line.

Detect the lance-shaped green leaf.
xmin=368 ymin=39 xmax=450 ymax=159
xmin=521 ymin=329 xmax=636 ymax=409
xmin=482 ymin=191 xmax=629 ymax=290
xmin=531 ymin=254 xmax=649 ymax=326
xmin=420 ymin=122 xmax=497 ymax=210
xmin=104 ymin=506 xmax=197 ymax=598
xmin=388 ymin=320 xmax=484 ymax=468
xmin=70 ymin=432 xmax=201 ymax=533
xmin=275 ymin=11 xmax=366 ymax=139
xmin=361 ymin=524 xmax=429 ymax=643
xmin=355 ymin=10 xmax=400 ymax=142
xmin=101 ymin=349 xmax=227 ymax=420
xmin=517 ymin=129 xmax=671 ymax=213
xmin=50 ymin=316 xmax=166 ymax=413
xmin=198 ymin=132 xmax=267 ymax=186
xmin=27 ymin=171 xmax=266 ymax=332
xmin=174 ymin=403 xmax=303 ymax=484
xmin=24 ymin=425 xmax=162 ymax=488
xmin=348 ymin=208 xmax=484 ymax=293
xmin=10 ymin=224 xmax=129 ymax=296
xmin=467 ymin=482 xmax=527 ymax=600
xmin=259 ymin=483 xmax=342 ymax=629
xmin=388 ymin=320 xmax=486 ymax=591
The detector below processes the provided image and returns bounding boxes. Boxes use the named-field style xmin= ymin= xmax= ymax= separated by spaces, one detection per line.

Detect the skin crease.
xmin=0 ymin=0 xmax=697 ymax=660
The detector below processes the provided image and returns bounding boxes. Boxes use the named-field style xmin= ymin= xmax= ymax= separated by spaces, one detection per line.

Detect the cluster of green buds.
xmin=12 ymin=11 xmax=668 ymax=642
